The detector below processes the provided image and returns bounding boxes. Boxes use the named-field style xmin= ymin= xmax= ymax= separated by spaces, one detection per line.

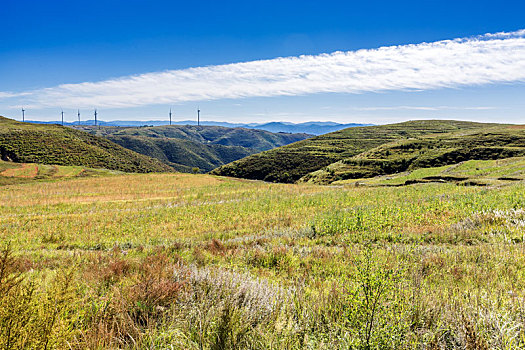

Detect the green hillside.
xmin=104 ymin=135 xmax=252 ymax=172
xmin=0 ymin=116 xmax=172 ymax=173
xmin=76 ymin=124 xmax=311 ymax=172
xmin=302 ymin=125 xmax=525 ymax=184
xmin=211 ymin=120 xmax=502 ymax=183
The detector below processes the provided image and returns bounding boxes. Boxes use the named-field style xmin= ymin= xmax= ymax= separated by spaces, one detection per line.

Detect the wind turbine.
xmin=197 ymin=107 xmax=200 ymax=126
xmin=21 ymin=108 xmax=25 ymax=122
xmin=61 ymin=110 xmax=64 ymax=126
xmin=169 ymin=108 xmax=172 ymax=126
xmin=78 ymin=110 xmax=81 ymax=125
xmin=94 ymin=109 xmax=97 ymax=127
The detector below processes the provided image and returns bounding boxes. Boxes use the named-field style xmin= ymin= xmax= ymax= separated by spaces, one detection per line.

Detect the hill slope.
xmin=302 ymin=125 xmax=525 ymax=184
xmin=211 ymin=120 xmax=502 ymax=183
xmin=0 ymin=116 xmax=172 ymax=173
xmin=76 ymin=125 xmax=311 ymax=172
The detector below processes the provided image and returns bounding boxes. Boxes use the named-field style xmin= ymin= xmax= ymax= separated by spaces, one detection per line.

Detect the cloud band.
xmin=3 ymin=30 xmax=525 ymax=109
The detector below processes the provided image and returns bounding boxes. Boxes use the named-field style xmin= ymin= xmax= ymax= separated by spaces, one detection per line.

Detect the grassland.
xmin=1 ymin=165 xmax=525 ymax=349
xmin=211 ymin=120 xmax=502 ymax=183
xmin=0 ymin=116 xmax=172 ymax=173
xmin=75 ymin=124 xmax=311 ymax=173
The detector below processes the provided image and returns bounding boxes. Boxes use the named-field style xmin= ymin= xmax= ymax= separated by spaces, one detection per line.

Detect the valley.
xmin=76 ymin=124 xmax=311 ymax=172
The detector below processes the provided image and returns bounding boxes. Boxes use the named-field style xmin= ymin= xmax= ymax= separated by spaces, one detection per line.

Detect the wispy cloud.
xmin=354 ymin=106 xmax=498 ymax=111
xmin=2 ymin=30 xmax=525 ymax=109
xmin=0 ymin=92 xmax=28 ymax=99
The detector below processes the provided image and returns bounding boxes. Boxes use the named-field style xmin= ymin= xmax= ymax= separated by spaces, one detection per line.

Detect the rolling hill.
xmin=211 ymin=120 xmax=502 ymax=183
xmin=0 ymin=116 xmax=172 ymax=173
xmin=75 ymin=124 xmax=311 ymax=172
xmin=303 ymin=125 xmax=525 ymax=184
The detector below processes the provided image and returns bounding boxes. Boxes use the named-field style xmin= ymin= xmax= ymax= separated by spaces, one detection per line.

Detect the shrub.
xmin=344 ymin=244 xmax=409 ymax=349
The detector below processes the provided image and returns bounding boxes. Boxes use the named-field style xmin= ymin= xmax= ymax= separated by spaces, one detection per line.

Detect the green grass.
xmin=211 ymin=120 xmax=502 ymax=183
xmin=51 ymin=165 xmax=86 ymax=177
xmin=0 ymin=116 xmax=173 ymax=173
xmin=2 ymin=157 xmax=525 ymax=348
xmin=75 ymin=124 xmax=311 ymax=172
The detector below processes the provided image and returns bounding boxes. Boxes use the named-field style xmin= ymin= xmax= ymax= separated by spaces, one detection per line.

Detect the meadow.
xmin=1 ymin=171 xmax=525 ymax=349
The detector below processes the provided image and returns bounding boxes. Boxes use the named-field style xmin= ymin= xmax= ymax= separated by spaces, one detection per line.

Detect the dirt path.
xmin=0 ymin=163 xmax=39 ymax=178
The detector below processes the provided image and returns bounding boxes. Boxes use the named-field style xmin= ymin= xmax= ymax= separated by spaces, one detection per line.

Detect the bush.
xmin=344 ymin=244 xmax=409 ymax=349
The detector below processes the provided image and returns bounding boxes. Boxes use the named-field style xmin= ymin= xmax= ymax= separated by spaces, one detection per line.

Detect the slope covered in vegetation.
xmin=211 ymin=120 xmax=501 ymax=183
xmin=303 ymin=125 xmax=525 ymax=184
xmin=0 ymin=116 xmax=172 ymax=173
xmin=77 ymin=124 xmax=311 ymax=172
xmin=331 ymin=156 xmax=525 ymax=187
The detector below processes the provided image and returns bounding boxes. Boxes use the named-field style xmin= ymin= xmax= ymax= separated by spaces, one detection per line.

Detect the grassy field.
xmin=1 ymin=169 xmax=525 ymax=349
xmin=211 ymin=120 xmax=502 ymax=183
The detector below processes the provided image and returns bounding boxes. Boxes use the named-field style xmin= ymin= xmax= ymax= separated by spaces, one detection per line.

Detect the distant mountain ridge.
xmin=26 ymin=120 xmax=371 ymax=135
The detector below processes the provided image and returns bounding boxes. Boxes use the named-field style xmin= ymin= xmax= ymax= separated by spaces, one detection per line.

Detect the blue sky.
xmin=1 ymin=0 xmax=525 ymax=124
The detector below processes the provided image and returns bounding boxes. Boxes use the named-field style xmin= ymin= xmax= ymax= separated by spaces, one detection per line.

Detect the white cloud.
xmin=3 ymin=30 xmax=525 ymax=109
xmin=0 ymin=92 xmax=29 ymax=100
xmin=354 ymin=106 xmax=498 ymax=111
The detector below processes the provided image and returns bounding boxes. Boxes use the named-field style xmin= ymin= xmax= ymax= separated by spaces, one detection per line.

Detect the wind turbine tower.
xmin=94 ymin=109 xmax=97 ymax=127
xmin=78 ymin=110 xmax=81 ymax=125
xmin=169 ymin=108 xmax=172 ymax=125
xmin=21 ymin=108 xmax=25 ymax=122
xmin=197 ymin=107 xmax=200 ymax=126
xmin=61 ymin=110 xmax=64 ymax=126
